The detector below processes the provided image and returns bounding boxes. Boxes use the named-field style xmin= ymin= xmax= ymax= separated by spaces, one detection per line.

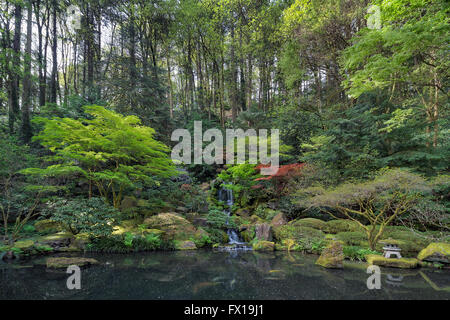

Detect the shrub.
xmin=324 ymin=219 xmax=363 ymax=234
xmin=343 ymin=246 xmax=379 ymax=261
xmin=43 ymin=197 xmax=118 ymax=237
xmin=336 ymin=231 xmax=368 ymax=246
xmin=273 ymin=224 xmax=325 ymax=252
xmin=307 ymin=169 xmax=428 ymax=249
xmin=293 ymin=218 xmax=327 ymax=230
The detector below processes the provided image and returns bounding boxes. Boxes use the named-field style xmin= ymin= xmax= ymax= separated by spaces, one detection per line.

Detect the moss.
xmin=13 ymin=240 xmax=35 ymax=250
xmin=39 ymin=232 xmax=73 ymax=241
xmin=380 ymin=228 xmax=432 ymax=256
xmin=366 ymin=254 xmax=419 ymax=269
xmin=252 ymin=240 xmax=275 ymax=251
xmin=315 ymin=241 xmax=344 ymax=268
xmin=417 ymin=242 xmax=450 ymax=264
xmin=175 ymin=240 xmax=197 ymax=250
xmin=335 ymin=231 xmax=367 ymax=246
xmin=292 ymin=218 xmax=327 ymax=230
xmin=273 ymin=224 xmax=324 ymax=242
xmin=324 ymin=220 xmax=363 ymax=234
xmin=143 ymin=213 xmax=198 ymax=241
xmin=34 ymin=219 xmax=62 ymax=233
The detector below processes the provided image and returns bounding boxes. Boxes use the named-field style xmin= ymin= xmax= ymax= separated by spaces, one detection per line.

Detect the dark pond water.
xmin=0 ymin=250 xmax=449 ymax=300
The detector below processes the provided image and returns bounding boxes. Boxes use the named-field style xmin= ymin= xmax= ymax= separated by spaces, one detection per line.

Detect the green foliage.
xmin=21 ymin=105 xmax=176 ymax=207
xmin=336 ymin=231 xmax=368 ymax=246
xmin=87 ymin=232 xmax=168 ymax=253
xmin=43 ymin=197 xmax=118 ymax=237
xmin=124 ymin=232 xmax=134 ymax=247
xmin=206 ymin=206 xmax=236 ymax=230
xmin=343 ymin=246 xmax=379 ymax=261
xmin=217 ymin=163 xmax=261 ymax=207
xmin=191 ymin=233 xmax=212 ymax=248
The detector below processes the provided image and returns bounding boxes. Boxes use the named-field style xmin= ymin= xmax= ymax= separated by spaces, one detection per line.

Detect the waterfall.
xmin=218 ymin=183 xmax=244 ymax=245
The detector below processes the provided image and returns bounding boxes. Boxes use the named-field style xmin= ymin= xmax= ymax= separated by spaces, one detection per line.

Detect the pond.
xmin=0 ymin=250 xmax=449 ymax=300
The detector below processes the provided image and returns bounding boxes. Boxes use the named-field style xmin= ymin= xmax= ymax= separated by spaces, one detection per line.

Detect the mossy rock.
xmin=271 ymin=212 xmax=287 ymax=228
xmin=365 ymin=254 xmax=419 ymax=269
xmin=252 ymin=240 xmax=275 ymax=251
xmin=324 ymin=220 xmax=363 ymax=234
xmin=417 ymin=243 xmax=450 ymax=264
xmin=46 ymin=257 xmax=99 ymax=268
xmin=39 ymin=232 xmax=73 ymax=242
xmin=13 ymin=240 xmax=35 ymax=251
xmin=315 ymin=241 xmax=344 ymax=269
xmin=249 ymin=215 xmax=264 ymax=224
xmin=293 ymin=218 xmax=327 ymax=231
xmin=34 ymin=219 xmax=62 ymax=233
xmin=175 ymin=240 xmax=197 ymax=250
xmin=143 ymin=213 xmax=198 ymax=241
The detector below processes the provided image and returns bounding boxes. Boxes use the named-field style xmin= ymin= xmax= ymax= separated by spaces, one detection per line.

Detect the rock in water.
xmin=176 ymin=240 xmax=197 ymax=250
xmin=46 ymin=257 xmax=99 ymax=268
xmin=315 ymin=241 xmax=344 ymax=269
xmin=417 ymin=242 xmax=450 ymax=264
xmin=365 ymin=254 xmax=419 ymax=269
xmin=252 ymin=240 xmax=275 ymax=251
xmin=255 ymin=223 xmax=273 ymax=241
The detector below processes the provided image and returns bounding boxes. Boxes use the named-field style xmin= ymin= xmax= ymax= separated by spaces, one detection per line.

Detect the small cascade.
xmin=218 ymin=183 xmax=245 ymax=245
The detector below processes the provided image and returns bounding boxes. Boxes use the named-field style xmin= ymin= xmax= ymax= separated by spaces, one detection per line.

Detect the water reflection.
xmin=0 ymin=250 xmax=449 ymax=300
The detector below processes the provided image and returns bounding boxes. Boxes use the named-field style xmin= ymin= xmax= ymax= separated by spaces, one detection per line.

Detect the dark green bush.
xmin=43 ymin=197 xmax=118 ymax=237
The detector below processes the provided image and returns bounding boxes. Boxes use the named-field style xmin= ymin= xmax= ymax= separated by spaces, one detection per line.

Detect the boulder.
xmin=315 ymin=241 xmax=344 ymax=269
xmin=13 ymin=240 xmax=35 ymax=251
xmin=366 ymin=254 xmax=419 ymax=269
xmin=417 ymin=242 xmax=450 ymax=264
xmin=271 ymin=212 xmax=287 ymax=228
xmin=37 ymin=232 xmax=73 ymax=248
xmin=46 ymin=257 xmax=99 ymax=268
xmin=176 ymin=240 xmax=197 ymax=250
xmin=255 ymin=223 xmax=273 ymax=241
xmin=143 ymin=213 xmax=198 ymax=241
xmin=252 ymin=240 xmax=275 ymax=252
xmin=235 ymin=208 xmax=250 ymax=217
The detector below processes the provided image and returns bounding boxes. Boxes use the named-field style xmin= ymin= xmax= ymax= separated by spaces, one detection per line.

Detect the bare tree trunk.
xmin=21 ymin=2 xmax=33 ymax=143
xmin=9 ymin=3 xmax=22 ymax=134
xmin=49 ymin=0 xmax=58 ymax=104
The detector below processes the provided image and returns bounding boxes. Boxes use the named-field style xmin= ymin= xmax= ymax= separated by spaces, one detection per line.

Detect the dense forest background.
xmin=0 ymin=0 xmax=448 ymax=251
xmin=1 ymin=0 xmax=448 ymax=180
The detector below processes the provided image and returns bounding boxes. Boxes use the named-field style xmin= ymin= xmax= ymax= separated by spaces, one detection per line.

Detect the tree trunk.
xmin=9 ymin=3 xmax=22 ymax=134
xmin=21 ymin=2 xmax=33 ymax=143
